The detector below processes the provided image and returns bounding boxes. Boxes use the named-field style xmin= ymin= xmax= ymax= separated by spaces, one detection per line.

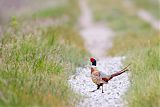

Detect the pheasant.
xmin=90 ymin=57 xmax=130 ymax=93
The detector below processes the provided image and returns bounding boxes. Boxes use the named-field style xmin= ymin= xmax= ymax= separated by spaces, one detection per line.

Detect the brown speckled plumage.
xmin=90 ymin=61 xmax=130 ymax=93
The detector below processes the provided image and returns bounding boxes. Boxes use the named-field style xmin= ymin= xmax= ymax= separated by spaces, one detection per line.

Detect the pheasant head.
xmin=90 ymin=57 xmax=96 ymax=66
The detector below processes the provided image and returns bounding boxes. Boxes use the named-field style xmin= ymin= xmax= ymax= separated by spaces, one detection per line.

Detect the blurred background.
xmin=0 ymin=0 xmax=159 ymax=107
xmin=0 ymin=0 xmax=63 ymax=24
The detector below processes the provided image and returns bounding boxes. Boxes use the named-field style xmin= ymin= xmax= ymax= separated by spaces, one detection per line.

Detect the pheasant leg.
xmin=90 ymin=84 xmax=100 ymax=92
xmin=102 ymin=84 xmax=104 ymax=93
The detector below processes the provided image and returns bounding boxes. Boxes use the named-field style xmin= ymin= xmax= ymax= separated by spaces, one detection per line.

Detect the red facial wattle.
xmin=90 ymin=57 xmax=95 ymax=62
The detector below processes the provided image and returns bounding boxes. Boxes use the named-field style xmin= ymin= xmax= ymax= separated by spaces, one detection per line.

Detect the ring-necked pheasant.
xmin=90 ymin=57 xmax=130 ymax=93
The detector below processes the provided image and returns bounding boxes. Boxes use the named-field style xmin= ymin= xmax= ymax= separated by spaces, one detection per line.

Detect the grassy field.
xmin=125 ymin=43 xmax=160 ymax=107
xmin=88 ymin=0 xmax=160 ymax=107
xmin=32 ymin=0 xmax=80 ymax=25
xmin=131 ymin=0 xmax=160 ymax=19
xmin=0 ymin=0 xmax=88 ymax=107
xmin=0 ymin=0 xmax=69 ymax=25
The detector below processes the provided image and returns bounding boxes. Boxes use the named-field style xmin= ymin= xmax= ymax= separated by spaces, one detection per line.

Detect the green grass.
xmin=33 ymin=6 xmax=67 ymax=18
xmin=89 ymin=0 xmax=160 ymax=106
xmin=0 ymin=25 xmax=87 ymax=107
xmin=107 ymin=31 xmax=160 ymax=56
xmin=0 ymin=28 xmax=85 ymax=107
xmin=0 ymin=0 xmax=88 ymax=106
xmin=89 ymin=0 xmax=160 ymax=55
xmin=132 ymin=0 xmax=160 ymax=19
xmin=32 ymin=0 xmax=80 ymax=25
xmin=125 ymin=43 xmax=160 ymax=107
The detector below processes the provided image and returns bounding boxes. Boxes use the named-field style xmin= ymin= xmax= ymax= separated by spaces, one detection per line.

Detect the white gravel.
xmin=68 ymin=0 xmax=130 ymax=107
xmin=69 ymin=57 xmax=130 ymax=107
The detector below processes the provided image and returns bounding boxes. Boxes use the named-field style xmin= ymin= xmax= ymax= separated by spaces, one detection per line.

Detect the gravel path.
xmin=78 ymin=0 xmax=113 ymax=58
xmin=69 ymin=0 xmax=130 ymax=107
xmin=69 ymin=57 xmax=129 ymax=107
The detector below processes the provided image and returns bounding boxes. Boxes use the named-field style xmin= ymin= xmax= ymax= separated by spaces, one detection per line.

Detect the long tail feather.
xmin=109 ymin=64 xmax=130 ymax=80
